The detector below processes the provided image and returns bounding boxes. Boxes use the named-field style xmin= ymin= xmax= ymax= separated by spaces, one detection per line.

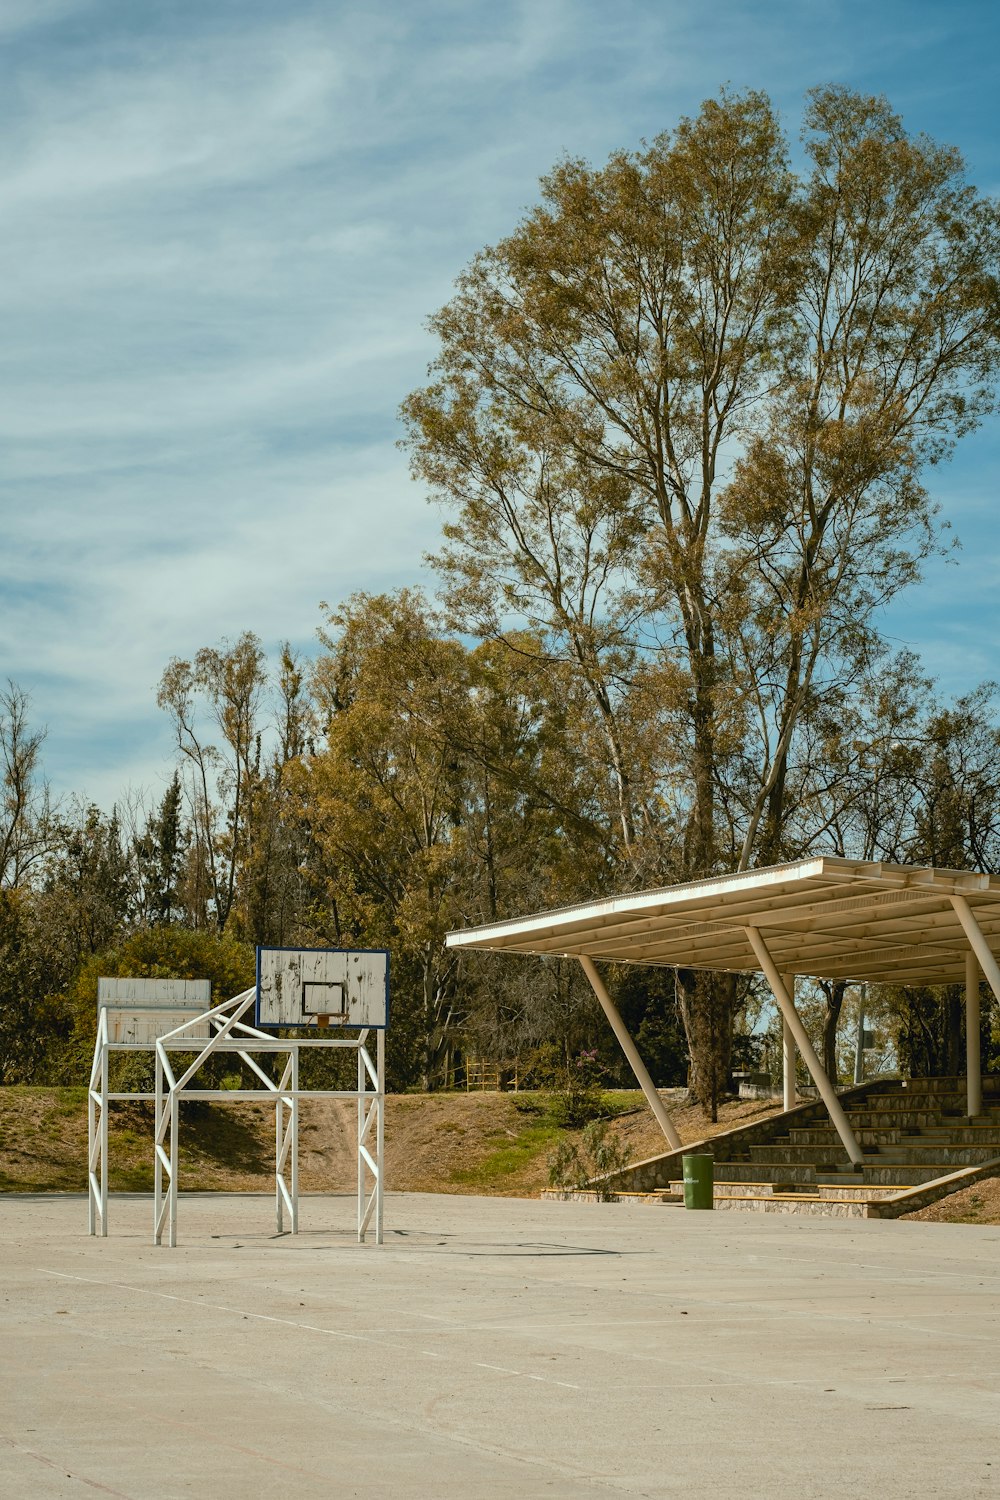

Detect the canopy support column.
xmin=853 ymin=987 xmax=867 ymax=1086
xmin=578 ymin=956 xmax=681 ymax=1151
xmin=965 ymin=951 xmax=982 ymax=1118
xmin=951 ymin=895 xmax=993 ymax=1116
xmin=744 ymin=927 xmax=864 ymax=1168
xmin=781 ymin=975 xmax=797 ymax=1111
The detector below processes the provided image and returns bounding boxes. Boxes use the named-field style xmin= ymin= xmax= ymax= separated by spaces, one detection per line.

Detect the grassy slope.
xmin=1 ymin=1086 xmax=782 ymax=1198
xmin=6 ymin=1085 xmax=995 ymax=1218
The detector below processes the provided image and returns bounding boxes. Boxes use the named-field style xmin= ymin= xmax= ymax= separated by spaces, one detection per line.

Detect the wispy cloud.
xmin=0 ymin=0 xmax=95 ymax=40
xmin=2 ymin=0 xmax=1000 ymax=806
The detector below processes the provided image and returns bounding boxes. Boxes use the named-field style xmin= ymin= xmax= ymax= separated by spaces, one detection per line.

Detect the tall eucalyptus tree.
xmin=403 ymin=86 xmax=1000 ymax=1103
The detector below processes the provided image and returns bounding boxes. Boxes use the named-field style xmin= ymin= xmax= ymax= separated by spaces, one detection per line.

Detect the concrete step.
xmin=906 ymin=1128 xmax=1000 ymax=1145
xmin=710 ymin=1195 xmax=868 ymax=1218
xmin=748 ymin=1142 xmax=1000 ymax=1166
xmin=748 ymin=1145 xmax=864 ymax=1164
xmin=714 ymin=1160 xmax=955 ymax=1187
xmin=849 ymin=1091 xmax=1000 ymax=1106
xmin=813 ymin=1164 xmax=961 ymax=1186
xmin=847 ymin=1100 xmax=958 ymax=1111
xmin=840 ymin=1114 xmax=947 ymax=1130
xmin=665 ymin=1180 xmax=881 ymax=1217
xmin=851 ymin=1095 xmax=952 ymax=1108
xmin=788 ymin=1128 xmax=916 ymax=1145
xmin=789 ymin=1125 xmax=1000 ymax=1146
xmin=872 ymin=1093 xmax=997 ymax=1102
xmin=893 ymin=1077 xmax=1000 ymax=1095
xmin=669 ymin=1180 xmax=901 ymax=1201
xmin=846 ymin=1103 xmax=992 ymax=1116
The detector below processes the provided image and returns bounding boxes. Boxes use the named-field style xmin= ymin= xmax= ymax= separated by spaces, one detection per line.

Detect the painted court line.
xmin=1 ymin=1434 xmax=131 ymax=1498
xmin=40 ymin=1269 xmax=583 ymax=1390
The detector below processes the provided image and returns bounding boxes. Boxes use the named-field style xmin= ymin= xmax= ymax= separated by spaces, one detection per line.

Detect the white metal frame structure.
xmin=150 ymin=988 xmax=385 ymax=1249
xmin=88 ymin=969 xmax=386 ymax=1248
xmin=446 ymin=857 xmax=1000 ymax=1165
xmin=88 ymin=979 xmax=212 ymax=1236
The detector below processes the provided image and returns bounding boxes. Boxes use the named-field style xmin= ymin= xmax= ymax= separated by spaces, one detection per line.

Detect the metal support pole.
xmin=744 ymin=927 xmax=864 ymax=1167
xmin=99 ymin=1039 xmax=109 ymax=1236
xmin=357 ymin=1042 xmax=365 ymax=1242
xmin=853 ymin=987 xmax=866 ymax=1086
xmin=87 ymin=1030 xmax=100 ymax=1236
xmin=87 ymin=1081 xmax=96 ymax=1236
xmin=780 ymin=975 xmax=796 ymax=1112
xmin=275 ymin=1085 xmax=284 ymax=1234
xmin=966 ymin=949 xmax=982 ymax=1118
xmin=578 ymin=956 xmax=682 ymax=1151
xmin=291 ymin=1047 xmax=299 ymax=1234
xmin=782 ymin=1017 xmax=796 ymax=1110
xmin=154 ymin=1047 xmax=163 ymax=1245
xmin=376 ymin=1029 xmax=385 ymax=1245
xmin=950 ymin=897 xmax=998 ymax=1120
xmin=169 ymin=1091 xmax=179 ymax=1249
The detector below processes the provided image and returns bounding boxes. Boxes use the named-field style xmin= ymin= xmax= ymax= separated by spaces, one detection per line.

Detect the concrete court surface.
xmin=1 ymin=1193 xmax=999 ymax=1500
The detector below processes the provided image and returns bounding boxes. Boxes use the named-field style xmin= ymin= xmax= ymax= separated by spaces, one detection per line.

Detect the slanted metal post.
xmin=578 ymin=955 xmax=682 ymax=1151
xmin=965 ymin=949 xmax=982 ymax=1118
xmin=950 ymin=895 xmax=1000 ymax=983
xmin=744 ymin=927 xmax=864 ymax=1168
xmin=780 ymin=975 xmax=796 ymax=1112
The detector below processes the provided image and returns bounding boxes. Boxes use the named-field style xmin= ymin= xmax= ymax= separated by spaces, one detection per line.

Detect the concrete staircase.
xmin=606 ymin=1076 xmax=1000 ymax=1217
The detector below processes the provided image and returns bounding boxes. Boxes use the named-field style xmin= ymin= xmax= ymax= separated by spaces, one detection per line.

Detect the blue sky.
xmin=3 ymin=0 xmax=1000 ymax=809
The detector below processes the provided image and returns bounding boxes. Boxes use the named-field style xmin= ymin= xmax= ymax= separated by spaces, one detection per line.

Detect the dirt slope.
xmin=902 ymin=1176 xmax=1000 ymax=1224
xmin=4 ymin=1086 xmax=998 ymax=1218
xmin=0 ymin=1086 xmax=780 ymax=1198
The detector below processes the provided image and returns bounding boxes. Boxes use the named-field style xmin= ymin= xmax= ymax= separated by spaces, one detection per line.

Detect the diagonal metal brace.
xmin=579 ymin=955 xmax=681 ymax=1150
xmin=744 ymin=925 xmax=864 ymax=1168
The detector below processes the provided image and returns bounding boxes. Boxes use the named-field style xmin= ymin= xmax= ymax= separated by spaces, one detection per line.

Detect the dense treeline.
xmin=3 ymin=615 xmax=1000 ymax=1097
xmin=5 ymin=86 xmax=1000 ymax=1105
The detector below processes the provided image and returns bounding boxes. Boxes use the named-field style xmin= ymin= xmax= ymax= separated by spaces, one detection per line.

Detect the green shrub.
xmin=550 ymin=1049 xmax=606 ymax=1127
xmin=547 ymin=1119 xmax=631 ymax=1200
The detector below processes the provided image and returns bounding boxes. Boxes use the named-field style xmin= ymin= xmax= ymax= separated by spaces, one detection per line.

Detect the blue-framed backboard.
xmin=255 ymin=946 xmax=390 ymax=1029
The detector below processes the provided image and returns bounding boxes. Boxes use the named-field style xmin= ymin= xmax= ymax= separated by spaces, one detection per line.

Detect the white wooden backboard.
xmin=256 ymin=948 xmax=389 ymax=1028
xmin=97 ymin=977 xmax=213 ymax=1045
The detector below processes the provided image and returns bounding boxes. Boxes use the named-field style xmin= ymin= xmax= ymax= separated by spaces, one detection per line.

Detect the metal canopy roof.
xmin=446 ymin=856 xmax=1000 ymax=985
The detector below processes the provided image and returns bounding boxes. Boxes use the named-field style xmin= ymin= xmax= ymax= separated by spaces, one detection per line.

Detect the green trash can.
xmin=682 ymin=1153 xmax=714 ymax=1210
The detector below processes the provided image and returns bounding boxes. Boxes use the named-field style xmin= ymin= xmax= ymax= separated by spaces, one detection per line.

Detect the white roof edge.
xmin=446 ymin=854 xmax=848 ymax=950
xmin=445 ymin=856 xmax=1000 ymax=953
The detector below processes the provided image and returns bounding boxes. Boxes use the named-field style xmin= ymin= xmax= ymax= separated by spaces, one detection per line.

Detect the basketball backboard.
xmin=255 ymin=947 xmax=389 ymax=1028
xmin=97 ymin=977 xmax=213 ymax=1044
